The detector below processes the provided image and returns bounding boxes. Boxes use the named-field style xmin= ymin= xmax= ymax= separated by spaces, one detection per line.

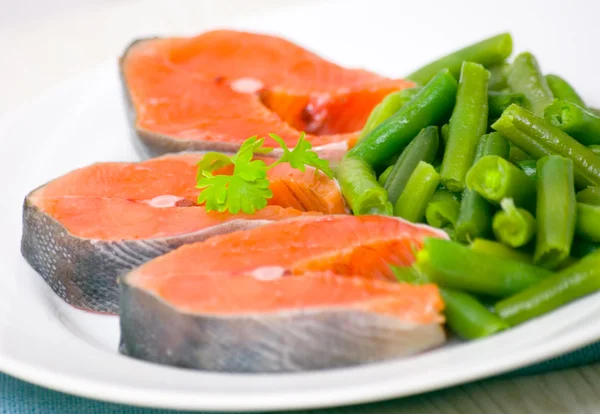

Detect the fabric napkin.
xmin=2 ymin=341 xmax=600 ymax=414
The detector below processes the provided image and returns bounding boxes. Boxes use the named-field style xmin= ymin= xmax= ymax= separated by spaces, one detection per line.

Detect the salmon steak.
xmin=21 ymin=153 xmax=345 ymax=314
xmin=120 ymin=215 xmax=447 ymax=373
xmin=120 ymin=30 xmax=414 ymax=159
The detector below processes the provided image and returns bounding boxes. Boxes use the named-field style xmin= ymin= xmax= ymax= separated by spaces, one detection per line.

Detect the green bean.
xmin=394 ymin=161 xmax=440 ymax=222
xmin=589 ymin=145 xmax=600 ymax=156
xmin=544 ymin=100 xmax=600 ymax=146
xmin=348 ymin=70 xmax=457 ymax=168
xmin=393 ymin=251 xmax=518 ymax=339
xmin=440 ymin=62 xmax=489 ymax=192
xmin=441 ymin=288 xmax=508 ymax=339
xmin=534 ymin=155 xmax=576 ymax=269
xmin=470 ymin=238 xmax=532 ymax=263
xmin=425 ymin=189 xmax=460 ymax=230
xmin=507 ymin=52 xmax=554 ymax=116
xmin=576 ymin=186 xmax=600 ymax=205
xmin=378 ymin=165 xmax=393 ymax=186
xmin=545 ymin=74 xmax=585 ymax=107
xmin=488 ymin=91 xmax=525 ymax=118
xmin=589 ymin=108 xmax=600 ymax=117
xmin=495 ymin=250 xmax=600 ymax=326
xmin=475 ymin=133 xmax=511 ymax=165
xmin=335 ymin=156 xmax=393 ymax=215
xmin=416 ymin=238 xmax=551 ymax=297
xmin=441 ymin=123 xmax=449 ymax=147
xmin=359 ymin=88 xmax=421 ymax=140
xmin=455 ymin=133 xmax=510 ymax=242
xmin=517 ymin=159 xmax=537 ymax=180
xmin=492 ymin=198 xmax=536 ymax=248
xmin=488 ymin=62 xmax=510 ymax=91
xmin=491 ymin=104 xmax=600 ymax=188
xmin=384 ymin=126 xmax=439 ymax=204
xmin=571 ymin=237 xmax=600 ymax=258
xmin=466 ymin=155 xmax=536 ymax=208
xmin=557 ymin=256 xmax=579 ymax=270
xmin=454 ymin=191 xmax=493 ymax=242
xmin=406 ymin=33 xmax=512 ymax=85
xmin=576 ymin=203 xmax=600 ymax=243
xmin=508 ymin=144 xmax=533 ymax=164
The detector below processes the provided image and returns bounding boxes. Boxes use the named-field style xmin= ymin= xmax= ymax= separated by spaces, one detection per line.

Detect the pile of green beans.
xmin=336 ymin=32 xmax=600 ymax=341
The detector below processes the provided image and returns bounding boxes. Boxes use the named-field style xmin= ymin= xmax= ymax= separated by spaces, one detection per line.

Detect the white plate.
xmin=2 ymin=0 xmax=600 ymax=411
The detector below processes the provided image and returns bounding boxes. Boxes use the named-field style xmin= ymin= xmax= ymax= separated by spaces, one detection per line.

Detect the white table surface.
xmin=2 ymin=0 xmax=600 ymax=412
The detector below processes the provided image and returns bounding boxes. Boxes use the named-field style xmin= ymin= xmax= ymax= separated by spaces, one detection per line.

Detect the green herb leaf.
xmin=269 ymin=132 xmax=334 ymax=178
xmin=234 ymin=136 xmax=273 ymax=162
xmin=196 ymin=152 xmax=234 ymax=181
xmin=196 ymin=133 xmax=332 ymax=214
xmin=196 ymin=169 xmax=273 ymax=214
xmin=390 ymin=264 xmax=428 ymax=285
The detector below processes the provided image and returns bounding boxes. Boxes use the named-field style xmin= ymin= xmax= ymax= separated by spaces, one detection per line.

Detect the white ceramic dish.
xmin=2 ymin=0 xmax=600 ymax=410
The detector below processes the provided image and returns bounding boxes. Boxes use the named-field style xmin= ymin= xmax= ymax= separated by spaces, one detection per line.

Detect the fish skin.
xmin=20 ymin=153 xmax=342 ymax=314
xmin=118 ymin=215 xmax=448 ymax=372
xmin=119 ymin=275 xmax=445 ymax=373
xmin=21 ymin=197 xmax=273 ymax=314
xmin=119 ymin=31 xmax=413 ymax=161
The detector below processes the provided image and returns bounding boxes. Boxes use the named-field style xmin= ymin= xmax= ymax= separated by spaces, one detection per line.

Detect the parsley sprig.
xmin=196 ymin=133 xmax=333 ymax=214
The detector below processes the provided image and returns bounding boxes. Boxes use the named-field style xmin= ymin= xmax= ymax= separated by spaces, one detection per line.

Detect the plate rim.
xmin=3 ymin=1 xmax=600 ymax=410
xmin=1 ymin=58 xmax=600 ymax=412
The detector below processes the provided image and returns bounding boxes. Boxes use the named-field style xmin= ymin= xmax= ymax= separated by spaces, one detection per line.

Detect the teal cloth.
xmin=2 ymin=342 xmax=600 ymax=413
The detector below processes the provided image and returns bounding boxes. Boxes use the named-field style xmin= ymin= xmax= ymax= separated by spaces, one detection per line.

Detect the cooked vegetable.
xmin=495 ymin=250 xmax=600 ymax=326
xmin=508 ymin=143 xmax=533 ymax=164
xmin=425 ymin=189 xmax=460 ymax=230
xmin=576 ymin=203 xmax=600 ymax=242
xmin=441 ymin=123 xmax=449 ymax=146
xmin=359 ymin=88 xmax=421 ymax=140
xmin=507 ymin=52 xmax=554 ymax=116
xmin=455 ymin=132 xmax=510 ymax=242
xmin=589 ymin=108 xmax=600 ymax=117
xmin=393 ymin=161 xmax=440 ymax=222
xmin=470 ymin=238 xmax=532 ymax=263
xmin=378 ymin=165 xmax=393 ymax=186
xmin=440 ymin=62 xmax=489 ymax=192
xmin=454 ymin=190 xmax=492 ymax=242
xmin=517 ymin=159 xmax=537 ymax=180
xmin=384 ymin=126 xmax=439 ymax=204
xmin=544 ymin=100 xmax=600 ymax=146
xmin=571 ymin=237 xmax=600 ymax=258
xmin=347 ymin=70 xmax=457 ymax=167
xmin=465 ymin=155 xmax=536 ymax=208
xmin=197 ymin=134 xmax=333 ymax=214
xmin=488 ymin=62 xmax=510 ymax=91
xmin=335 ymin=156 xmax=393 ymax=215
xmin=441 ymin=288 xmax=509 ymax=339
xmin=488 ymin=91 xmax=525 ymax=118
xmin=545 ymin=74 xmax=586 ymax=107
xmin=491 ymin=104 xmax=600 ymax=188
xmin=493 ymin=198 xmax=536 ymax=248
xmin=416 ymin=238 xmax=551 ymax=297
xmin=393 ymin=262 xmax=511 ymax=340
xmin=406 ymin=33 xmax=512 ymax=85
xmin=576 ymin=186 xmax=600 ymax=205
xmin=589 ymin=145 xmax=600 ymax=156
xmin=534 ymin=155 xmax=576 ymax=269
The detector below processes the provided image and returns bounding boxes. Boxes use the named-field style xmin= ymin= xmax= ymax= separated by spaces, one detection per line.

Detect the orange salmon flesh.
xmin=127 ymin=215 xmax=447 ymax=322
xmin=121 ymin=30 xmax=414 ymax=151
xmin=29 ymin=153 xmax=346 ymax=240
